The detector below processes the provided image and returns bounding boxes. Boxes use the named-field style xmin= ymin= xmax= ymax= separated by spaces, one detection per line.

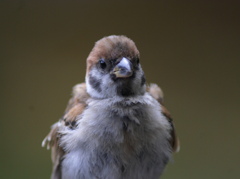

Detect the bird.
xmin=42 ymin=35 xmax=180 ymax=179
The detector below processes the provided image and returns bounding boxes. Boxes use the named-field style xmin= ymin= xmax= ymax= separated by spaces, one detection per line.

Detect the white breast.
xmin=60 ymin=93 xmax=172 ymax=179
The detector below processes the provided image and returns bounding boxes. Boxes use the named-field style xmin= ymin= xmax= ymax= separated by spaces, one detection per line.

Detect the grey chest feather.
xmin=61 ymin=97 xmax=171 ymax=179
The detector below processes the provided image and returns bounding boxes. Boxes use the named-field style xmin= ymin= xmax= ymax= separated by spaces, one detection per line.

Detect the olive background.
xmin=1 ymin=1 xmax=239 ymax=179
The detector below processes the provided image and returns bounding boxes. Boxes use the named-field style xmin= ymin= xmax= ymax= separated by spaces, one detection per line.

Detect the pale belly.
xmin=61 ymin=145 xmax=168 ymax=179
xmin=60 ymin=96 xmax=171 ymax=179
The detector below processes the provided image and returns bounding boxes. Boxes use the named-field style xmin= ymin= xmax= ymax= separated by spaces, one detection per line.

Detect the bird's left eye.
xmin=99 ymin=59 xmax=107 ymax=69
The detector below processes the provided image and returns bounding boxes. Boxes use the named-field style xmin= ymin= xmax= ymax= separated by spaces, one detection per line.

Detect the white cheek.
xmin=86 ymin=77 xmax=102 ymax=99
xmin=86 ymin=68 xmax=117 ymax=98
xmin=85 ymin=68 xmax=101 ymax=98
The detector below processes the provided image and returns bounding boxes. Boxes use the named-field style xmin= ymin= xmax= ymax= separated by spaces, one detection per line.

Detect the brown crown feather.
xmin=86 ymin=35 xmax=140 ymax=74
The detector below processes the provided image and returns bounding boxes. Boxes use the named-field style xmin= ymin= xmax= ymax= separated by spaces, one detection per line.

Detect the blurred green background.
xmin=1 ymin=0 xmax=240 ymax=178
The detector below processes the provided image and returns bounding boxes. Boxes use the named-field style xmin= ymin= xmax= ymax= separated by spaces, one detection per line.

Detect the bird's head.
xmin=85 ymin=35 xmax=146 ymax=99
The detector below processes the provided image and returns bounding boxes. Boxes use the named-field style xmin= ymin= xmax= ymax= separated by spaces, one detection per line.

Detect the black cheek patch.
xmin=141 ymin=74 xmax=146 ymax=86
xmin=89 ymin=74 xmax=102 ymax=92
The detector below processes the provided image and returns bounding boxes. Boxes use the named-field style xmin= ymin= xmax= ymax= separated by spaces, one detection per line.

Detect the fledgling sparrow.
xmin=42 ymin=35 xmax=180 ymax=179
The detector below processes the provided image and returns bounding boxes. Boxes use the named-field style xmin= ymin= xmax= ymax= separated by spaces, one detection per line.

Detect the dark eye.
xmin=99 ymin=59 xmax=107 ymax=69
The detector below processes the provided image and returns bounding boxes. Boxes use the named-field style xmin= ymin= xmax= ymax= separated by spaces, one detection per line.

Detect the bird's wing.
xmin=147 ymin=84 xmax=180 ymax=152
xmin=42 ymin=83 xmax=89 ymax=179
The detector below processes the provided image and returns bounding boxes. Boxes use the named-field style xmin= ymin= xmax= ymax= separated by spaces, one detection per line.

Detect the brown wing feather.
xmin=42 ymin=83 xmax=89 ymax=179
xmin=147 ymin=83 xmax=180 ymax=152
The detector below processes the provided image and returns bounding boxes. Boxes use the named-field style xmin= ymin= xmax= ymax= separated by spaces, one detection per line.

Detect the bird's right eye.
xmin=99 ymin=59 xmax=107 ymax=69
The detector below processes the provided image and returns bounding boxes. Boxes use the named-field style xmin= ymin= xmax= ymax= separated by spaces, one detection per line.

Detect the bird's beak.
xmin=112 ymin=57 xmax=133 ymax=78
